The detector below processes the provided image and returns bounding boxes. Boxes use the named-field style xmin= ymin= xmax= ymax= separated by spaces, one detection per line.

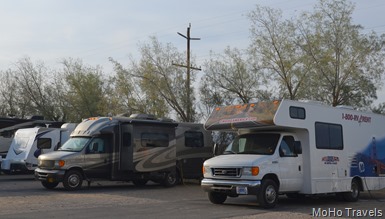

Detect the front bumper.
xmin=34 ymin=168 xmax=66 ymax=183
xmin=1 ymin=160 xmax=35 ymax=173
xmin=201 ymin=178 xmax=261 ymax=195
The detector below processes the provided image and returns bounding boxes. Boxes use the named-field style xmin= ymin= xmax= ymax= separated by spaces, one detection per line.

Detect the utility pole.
xmin=173 ymin=23 xmax=201 ymax=122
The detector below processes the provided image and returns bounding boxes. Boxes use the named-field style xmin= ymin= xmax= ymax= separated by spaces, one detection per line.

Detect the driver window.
xmin=87 ymin=138 xmax=105 ymax=154
xmin=279 ymin=136 xmax=296 ymax=157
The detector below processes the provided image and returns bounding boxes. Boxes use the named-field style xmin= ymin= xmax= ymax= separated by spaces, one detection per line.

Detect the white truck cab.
xmin=201 ymin=100 xmax=385 ymax=208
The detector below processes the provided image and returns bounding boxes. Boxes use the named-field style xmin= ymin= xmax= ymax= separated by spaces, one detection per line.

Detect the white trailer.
xmin=1 ymin=123 xmax=77 ymax=174
xmin=201 ymin=99 xmax=385 ymax=208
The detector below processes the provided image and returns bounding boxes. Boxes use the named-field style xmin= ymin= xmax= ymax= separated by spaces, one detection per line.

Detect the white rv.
xmin=201 ymin=100 xmax=385 ymax=208
xmin=1 ymin=123 xmax=77 ymax=174
xmin=0 ymin=117 xmax=64 ymax=160
xmin=35 ymin=114 xmax=213 ymax=190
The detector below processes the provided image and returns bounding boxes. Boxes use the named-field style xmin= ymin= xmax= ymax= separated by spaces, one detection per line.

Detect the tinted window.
xmin=37 ymin=138 xmax=51 ymax=149
xmin=279 ymin=136 xmax=297 ymax=157
xmin=290 ymin=106 xmax=306 ymax=119
xmin=185 ymin=131 xmax=204 ymax=147
xmin=141 ymin=133 xmax=169 ymax=147
xmin=87 ymin=138 xmax=106 ymax=153
xmin=315 ymin=122 xmax=343 ymax=150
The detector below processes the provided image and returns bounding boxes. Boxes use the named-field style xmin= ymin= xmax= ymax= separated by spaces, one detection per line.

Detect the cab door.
xmin=84 ymin=135 xmax=111 ymax=178
xmin=278 ymin=135 xmax=303 ymax=192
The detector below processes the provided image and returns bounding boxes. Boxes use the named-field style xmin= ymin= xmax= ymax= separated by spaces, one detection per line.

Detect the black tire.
xmin=162 ymin=171 xmax=178 ymax=187
xmin=41 ymin=181 xmax=59 ymax=189
xmin=208 ymin=191 xmax=227 ymax=204
xmin=258 ymin=179 xmax=279 ymax=208
xmin=63 ymin=170 xmax=83 ymax=191
xmin=343 ymin=179 xmax=360 ymax=202
xmin=132 ymin=179 xmax=148 ymax=186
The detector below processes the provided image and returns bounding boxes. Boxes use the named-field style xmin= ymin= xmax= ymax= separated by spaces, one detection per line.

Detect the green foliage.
xmin=59 ymin=58 xmax=106 ymax=122
xmin=201 ymin=47 xmax=269 ymax=107
xmin=297 ymin=0 xmax=385 ymax=106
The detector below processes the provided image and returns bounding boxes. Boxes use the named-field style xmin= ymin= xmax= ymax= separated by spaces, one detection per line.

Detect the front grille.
xmin=39 ymin=160 xmax=55 ymax=168
xmin=212 ymin=168 xmax=241 ymax=177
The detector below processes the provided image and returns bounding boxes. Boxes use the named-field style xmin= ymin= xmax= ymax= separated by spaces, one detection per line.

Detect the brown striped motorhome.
xmin=34 ymin=114 xmax=213 ymax=190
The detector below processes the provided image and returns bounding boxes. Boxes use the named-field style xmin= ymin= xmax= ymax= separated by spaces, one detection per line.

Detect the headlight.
xmin=202 ymin=165 xmax=210 ymax=175
xmin=243 ymin=166 xmax=259 ymax=176
xmin=55 ymin=160 xmax=65 ymax=168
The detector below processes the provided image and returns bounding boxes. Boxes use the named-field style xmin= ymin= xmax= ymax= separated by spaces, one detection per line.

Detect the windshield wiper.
xmin=223 ymin=150 xmax=236 ymax=154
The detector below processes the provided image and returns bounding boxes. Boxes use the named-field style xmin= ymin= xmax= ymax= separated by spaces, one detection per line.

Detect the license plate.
xmin=236 ymin=186 xmax=248 ymax=195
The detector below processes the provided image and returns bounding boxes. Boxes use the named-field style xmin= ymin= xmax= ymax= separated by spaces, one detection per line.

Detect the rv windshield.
xmin=224 ymin=133 xmax=280 ymax=155
xmin=58 ymin=137 xmax=90 ymax=152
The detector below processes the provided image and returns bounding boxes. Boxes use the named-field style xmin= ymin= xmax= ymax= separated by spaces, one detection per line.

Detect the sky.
xmin=1 ymin=0 xmax=385 ymax=102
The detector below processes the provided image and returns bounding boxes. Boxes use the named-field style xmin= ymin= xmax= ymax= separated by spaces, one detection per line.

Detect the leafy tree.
xmin=59 ymin=58 xmax=107 ymax=122
xmin=109 ymin=57 xmax=157 ymax=116
xmin=298 ymin=0 xmax=385 ymax=107
xmin=248 ymin=6 xmax=310 ymax=100
xmin=0 ymin=57 xmax=61 ymax=120
xmin=200 ymin=47 xmax=269 ymax=106
xmin=0 ymin=69 xmax=20 ymax=117
xmin=119 ymin=36 xmax=196 ymax=122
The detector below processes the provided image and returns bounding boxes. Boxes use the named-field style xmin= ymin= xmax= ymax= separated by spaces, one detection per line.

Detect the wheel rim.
xmin=265 ymin=185 xmax=277 ymax=204
xmin=68 ymin=174 xmax=80 ymax=187
xmin=167 ymin=173 xmax=176 ymax=184
xmin=351 ymin=182 xmax=359 ymax=198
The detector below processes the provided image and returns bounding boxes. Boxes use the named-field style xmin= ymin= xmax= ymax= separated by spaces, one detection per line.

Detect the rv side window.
xmin=185 ymin=131 xmax=204 ymax=147
xmin=290 ymin=106 xmax=306 ymax=119
xmin=122 ymin=132 xmax=131 ymax=147
xmin=141 ymin=133 xmax=169 ymax=147
xmin=315 ymin=122 xmax=343 ymax=150
xmin=37 ymin=138 xmax=52 ymax=149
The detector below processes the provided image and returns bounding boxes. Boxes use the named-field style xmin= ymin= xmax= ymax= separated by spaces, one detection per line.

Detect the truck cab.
xmin=202 ymin=131 xmax=302 ymax=208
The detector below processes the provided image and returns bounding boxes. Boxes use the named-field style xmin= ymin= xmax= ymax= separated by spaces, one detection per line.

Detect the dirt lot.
xmin=1 ymin=175 xmax=384 ymax=219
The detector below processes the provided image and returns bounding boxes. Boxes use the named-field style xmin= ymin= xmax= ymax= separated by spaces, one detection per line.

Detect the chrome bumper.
xmin=201 ymin=178 xmax=261 ymax=193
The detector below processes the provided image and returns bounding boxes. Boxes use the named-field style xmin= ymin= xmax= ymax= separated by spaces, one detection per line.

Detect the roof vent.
xmin=129 ymin=114 xmax=156 ymax=120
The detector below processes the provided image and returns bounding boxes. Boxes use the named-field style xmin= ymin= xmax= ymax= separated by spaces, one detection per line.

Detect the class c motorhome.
xmin=1 ymin=123 xmax=77 ymax=174
xmin=35 ymin=114 xmax=213 ymax=190
xmin=201 ymin=100 xmax=385 ymax=208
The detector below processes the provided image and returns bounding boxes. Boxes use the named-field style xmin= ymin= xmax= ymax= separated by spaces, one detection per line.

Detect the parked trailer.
xmin=0 ymin=117 xmax=64 ymax=160
xmin=201 ymin=100 xmax=385 ymax=208
xmin=1 ymin=123 xmax=77 ymax=174
xmin=35 ymin=114 xmax=213 ymax=190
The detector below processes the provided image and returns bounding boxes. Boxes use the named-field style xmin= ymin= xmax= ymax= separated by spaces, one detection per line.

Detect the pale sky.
xmin=1 ymin=0 xmax=385 ymax=102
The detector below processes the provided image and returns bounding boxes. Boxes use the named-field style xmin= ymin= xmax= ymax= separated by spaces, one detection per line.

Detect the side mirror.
xmin=213 ymin=143 xmax=219 ymax=156
xmin=294 ymin=141 xmax=302 ymax=154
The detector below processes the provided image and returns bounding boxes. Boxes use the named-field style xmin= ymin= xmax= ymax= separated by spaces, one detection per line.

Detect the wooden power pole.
xmin=173 ymin=23 xmax=201 ymax=122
